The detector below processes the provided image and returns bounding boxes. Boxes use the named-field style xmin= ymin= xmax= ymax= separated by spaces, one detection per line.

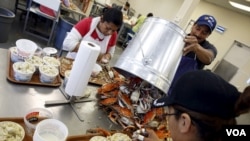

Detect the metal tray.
xmin=6 ymin=50 xmax=62 ymax=87
xmin=0 ymin=117 xmax=104 ymax=141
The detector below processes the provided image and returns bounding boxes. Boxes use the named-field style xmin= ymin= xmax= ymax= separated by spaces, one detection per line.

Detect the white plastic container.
xmin=39 ymin=65 xmax=59 ymax=83
xmin=43 ymin=56 xmax=60 ymax=68
xmin=16 ymin=39 xmax=37 ymax=58
xmin=33 ymin=119 xmax=68 ymax=141
xmin=25 ymin=55 xmax=43 ymax=71
xmin=43 ymin=47 xmax=58 ymax=57
xmin=9 ymin=47 xmax=23 ymax=62
xmin=12 ymin=61 xmax=36 ymax=82
xmin=23 ymin=108 xmax=53 ymax=136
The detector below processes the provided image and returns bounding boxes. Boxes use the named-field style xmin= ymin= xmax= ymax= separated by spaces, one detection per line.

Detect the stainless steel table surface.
xmin=0 ymin=48 xmax=121 ymax=136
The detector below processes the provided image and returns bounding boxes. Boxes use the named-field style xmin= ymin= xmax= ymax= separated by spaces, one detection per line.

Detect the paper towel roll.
xmin=65 ymin=41 xmax=100 ymax=97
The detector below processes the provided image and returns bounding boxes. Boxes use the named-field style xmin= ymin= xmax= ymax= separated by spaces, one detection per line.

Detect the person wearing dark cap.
xmin=168 ymin=14 xmax=218 ymax=95
xmin=142 ymin=70 xmax=250 ymax=141
xmin=183 ymin=14 xmax=217 ymax=69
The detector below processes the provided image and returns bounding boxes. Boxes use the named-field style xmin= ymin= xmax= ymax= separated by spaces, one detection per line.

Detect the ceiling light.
xmin=229 ymin=1 xmax=250 ymax=12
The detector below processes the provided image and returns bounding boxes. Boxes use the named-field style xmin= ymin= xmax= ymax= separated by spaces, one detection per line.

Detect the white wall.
xmin=190 ymin=1 xmax=250 ymax=70
xmin=128 ymin=0 xmax=184 ymax=20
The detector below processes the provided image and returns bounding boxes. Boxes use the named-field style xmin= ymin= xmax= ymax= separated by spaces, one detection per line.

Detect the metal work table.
xmin=0 ymin=48 xmax=121 ymax=136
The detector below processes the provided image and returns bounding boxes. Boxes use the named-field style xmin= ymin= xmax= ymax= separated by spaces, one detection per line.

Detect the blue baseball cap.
xmin=195 ymin=15 xmax=217 ymax=33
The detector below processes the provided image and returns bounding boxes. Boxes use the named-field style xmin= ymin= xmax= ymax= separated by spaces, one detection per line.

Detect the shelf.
xmin=15 ymin=0 xmax=27 ymax=13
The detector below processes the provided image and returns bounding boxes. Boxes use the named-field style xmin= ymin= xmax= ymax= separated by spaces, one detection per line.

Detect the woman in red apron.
xmin=62 ymin=8 xmax=123 ymax=64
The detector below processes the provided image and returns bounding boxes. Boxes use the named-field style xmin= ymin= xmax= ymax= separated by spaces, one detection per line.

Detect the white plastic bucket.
xmin=39 ymin=65 xmax=59 ymax=83
xmin=33 ymin=119 xmax=68 ymax=141
xmin=16 ymin=39 xmax=38 ymax=58
xmin=12 ymin=61 xmax=36 ymax=82
xmin=23 ymin=108 xmax=53 ymax=136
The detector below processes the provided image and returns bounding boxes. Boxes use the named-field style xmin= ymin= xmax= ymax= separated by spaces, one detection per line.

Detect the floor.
xmin=1 ymin=10 xmax=250 ymax=125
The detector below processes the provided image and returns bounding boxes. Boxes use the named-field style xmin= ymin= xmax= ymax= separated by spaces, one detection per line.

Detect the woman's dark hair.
xmin=171 ymin=85 xmax=250 ymax=141
xmin=102 ymin=7 xmax=123 ymax=27
xmin=171 ymin=86 xmax=250 ymax=141
xmin=172 ymin=105 xmax=237 ymax=141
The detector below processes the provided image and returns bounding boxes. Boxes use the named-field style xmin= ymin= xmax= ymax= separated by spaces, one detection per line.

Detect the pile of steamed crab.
xmin=96 ymin=71 xmax=171 ymax=140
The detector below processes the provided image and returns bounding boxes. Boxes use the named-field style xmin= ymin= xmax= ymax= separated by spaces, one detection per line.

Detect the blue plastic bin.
xmin=54 ymin=16 xmax=77 ymax=49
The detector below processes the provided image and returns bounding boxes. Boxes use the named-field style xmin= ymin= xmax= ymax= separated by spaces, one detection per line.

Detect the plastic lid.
xmin=43 ymin=47 xmax=57 ymax=56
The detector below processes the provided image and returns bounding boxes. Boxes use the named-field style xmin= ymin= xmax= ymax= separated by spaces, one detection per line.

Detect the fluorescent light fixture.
xmin=229 ymin=1 xmax=250 ymax=12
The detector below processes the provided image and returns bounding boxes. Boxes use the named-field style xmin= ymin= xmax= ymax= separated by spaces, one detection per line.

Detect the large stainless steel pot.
xmin=114 ymin=17 xmax=186 ymax=93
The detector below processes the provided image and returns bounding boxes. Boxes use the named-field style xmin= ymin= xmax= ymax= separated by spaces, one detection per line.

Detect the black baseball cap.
xmin=153 ymin=70 xmax=240 ymax=119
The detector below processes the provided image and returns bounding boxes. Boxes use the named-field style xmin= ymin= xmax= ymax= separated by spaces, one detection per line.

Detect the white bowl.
xmin=12 ymin=62 xmax=36 ymax=82
xmin=39 ymin=65 xmax=59 ymax=83
xmin=9 ymin=47 xmax=23 ymax=62
xmin=23 ymin=108 xmax=53 ymax=136
xmin=43 ymin=56 xmax=60 ymax=68
xmin=16 ymin=39 xmax=37 ymax=59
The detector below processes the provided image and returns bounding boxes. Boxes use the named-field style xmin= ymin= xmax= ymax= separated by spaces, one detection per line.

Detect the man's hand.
xmin=98 ymin=53 xmax=111 ymax=64
xmin=183 ymin=35 xmax=200 ymax=56
xmin=183 ymin=35 xmax=215 ymax=65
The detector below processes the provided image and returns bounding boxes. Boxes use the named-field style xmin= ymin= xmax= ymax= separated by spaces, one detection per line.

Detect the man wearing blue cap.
xmin=183 ymin=14 xmax=217 ymax=69
xmin=167 ymin=14 xmax=218 ymax=95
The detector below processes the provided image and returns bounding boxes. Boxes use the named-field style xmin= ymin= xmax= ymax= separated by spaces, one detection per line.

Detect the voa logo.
xmin=226 ymin=129 xmax=246 ymax=136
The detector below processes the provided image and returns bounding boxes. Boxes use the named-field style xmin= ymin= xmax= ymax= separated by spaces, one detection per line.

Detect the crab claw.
xmin=137 ymin=98 xmax=151 ymax=113
xmin=119 ymin=85 xmax=130 ymax=94
xmin=118 ymin=92 xmax=133 ymax=110
xmin=130 ymin=89 xmax=140 ymax=103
